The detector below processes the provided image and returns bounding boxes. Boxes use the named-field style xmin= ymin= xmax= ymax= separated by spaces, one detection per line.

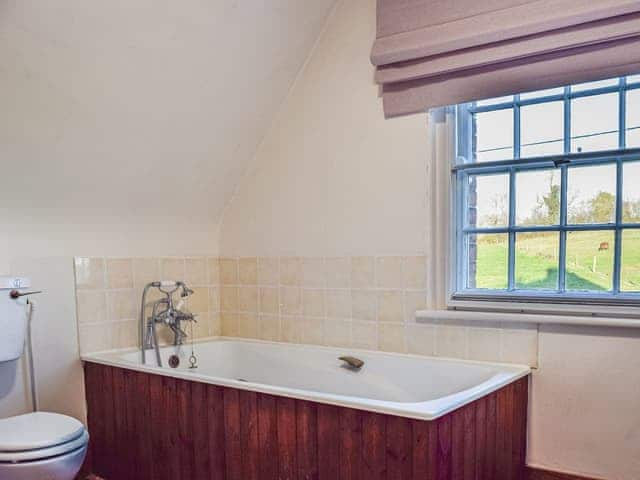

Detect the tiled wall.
xmin=74 ymin=257 xmax=220 ymax=354
xmin=74 ymin=255 xmax=538 ymax=366
xmin=218 ymin=256 xmax=539 ymax=367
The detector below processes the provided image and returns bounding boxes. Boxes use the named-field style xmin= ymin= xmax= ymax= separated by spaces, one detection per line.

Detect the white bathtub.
xmin=82 ymin=337 xmax=530 ymax=420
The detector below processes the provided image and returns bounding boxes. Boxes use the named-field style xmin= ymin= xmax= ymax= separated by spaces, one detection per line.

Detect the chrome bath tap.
xmin=140 ymin=281 xmax=196 ymax=367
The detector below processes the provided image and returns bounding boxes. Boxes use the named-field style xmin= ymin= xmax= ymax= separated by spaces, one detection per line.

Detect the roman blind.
xmin=372 ymin=0 xmax=640 ymax=117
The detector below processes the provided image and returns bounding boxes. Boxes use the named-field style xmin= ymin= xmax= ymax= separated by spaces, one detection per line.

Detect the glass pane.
xmin=516 ymin=170 xmax=561 ymax=225
xmin=621 ymin=230 xmax=640 ymax=292
xmin=520 ymin=101 xmax=564 ymax=157
xmin=475 ymin=96 xmax=513 ymax=107
xmin=565 ymin=230 xmax=614 ymax=291
xmin=623 ymin=161 xmax=640 ymax=223
xmin=515 ymin=232 xmax=559 ymax=290
xmin=626 ymin=89 xmax=640 ymax=148
xmin=474 ymin=109 xmax=514 ymax=162
xmin=571 ymin=78 xmax=620 ymax=92
xmin=626 ymin=74 xmax=640 ymax=85
xmin=520 ymin=87 xmax=565 ymax=101
xmin=467 ymin=233 xmax=508 ymax=289
xmin=466 ymin=174 xmax=510 ymax=228
xmin=571 ymin=93 xmax=619 ymax=152
xmin=567 ymin=164 xmax=617 ymax=224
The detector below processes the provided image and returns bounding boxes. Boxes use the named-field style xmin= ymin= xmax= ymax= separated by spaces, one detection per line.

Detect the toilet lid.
xmin=0 ymin=412 xmax=85 ymax=452
xmin=0 ymin=430 xmax=88 ymax=463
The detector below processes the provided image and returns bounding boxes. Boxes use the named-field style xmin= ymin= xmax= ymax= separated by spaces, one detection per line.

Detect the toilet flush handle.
xmin=9 ymin=290 xmax=42 ymax=299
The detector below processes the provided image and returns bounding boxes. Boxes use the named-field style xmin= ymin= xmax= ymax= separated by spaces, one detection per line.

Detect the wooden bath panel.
xmin=83 ymin=362 xmax=529 ymax=480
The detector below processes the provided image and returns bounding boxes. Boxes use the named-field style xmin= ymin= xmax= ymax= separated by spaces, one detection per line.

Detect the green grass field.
xmin=474 ymin=230 xmax=640 ymax=292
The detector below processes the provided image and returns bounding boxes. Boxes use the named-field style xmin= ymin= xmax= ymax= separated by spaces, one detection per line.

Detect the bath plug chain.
xmin=189 ymin=321 xmax=198 ymax=369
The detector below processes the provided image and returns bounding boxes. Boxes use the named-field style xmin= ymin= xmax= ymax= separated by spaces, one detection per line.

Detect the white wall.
xmin=219 ymin=0 xmax=640 ymax=478
xmin=0 ymin=0 xmax=337 ymax=419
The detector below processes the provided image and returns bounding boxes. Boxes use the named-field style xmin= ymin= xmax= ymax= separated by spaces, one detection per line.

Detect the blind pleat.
xmin=381 ymin=37 xmax=640 ymax=117
xmin=373 ymin=0 xmax=640 ymax=117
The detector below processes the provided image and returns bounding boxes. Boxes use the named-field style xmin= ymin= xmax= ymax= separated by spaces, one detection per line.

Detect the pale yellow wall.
xmin=219 ymin=0 xmax=640 ymax=478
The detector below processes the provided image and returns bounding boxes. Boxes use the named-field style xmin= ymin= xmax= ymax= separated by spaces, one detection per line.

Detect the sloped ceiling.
xmin=0 ymin=0 xmax=337 ymax=223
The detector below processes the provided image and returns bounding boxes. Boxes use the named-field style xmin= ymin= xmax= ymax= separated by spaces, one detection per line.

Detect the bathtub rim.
xmin=81 ymin=336 xmax=531 ymax=421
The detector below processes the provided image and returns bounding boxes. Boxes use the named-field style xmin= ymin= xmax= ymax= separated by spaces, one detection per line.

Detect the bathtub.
xmin=82 ymin=338 xmax=531 ymax=480
xmin=82 ymin=337 xmax=529 ymax=420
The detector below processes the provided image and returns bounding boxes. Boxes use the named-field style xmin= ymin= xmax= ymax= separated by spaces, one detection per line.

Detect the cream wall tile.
xmin=75 ymin=257 xmax=106 ymax=290
xmin=260 ymin=315 xmax=280 ymax=341
xmin=209 ymin=313 xmax=221 ymax=336
xmin=403 ymin=256 xmax=427 ymax=289
xmin=192 ymin=313 xmax=210 ymax=339
xmin=209 ymin=287 xmax=220 ymax=312
xmin=221 ymin=313 xmax=238 ymax=336
xmin=161 ymin=258 xmax=185 ymax=281
xmin=302 ymin=289 xmax=325 ymax=317
xmin=113 ymin=320 xmax=138 ymax=349
xmin=436 ymin=325 xmax=468 ymax=359
xmin=220 ymin=287 xmax=239 ymax=312
xmin=325 ymin=257 xmax=350 ymax=288
xmin=377 ymin=290 xmax=403 ymax=323
xmin=324 ymin=319 xmax=351 ymax=347
xmin=207 ymin=257 xmax=220 ymax=285
xmin=280 ymin=287 xmax=302 ymax=315
xmin=298 ymin=317 xmax=323 ymax=345
xmin=280 ymin=257 xmax=301 ymax=285
xmin=185 ymin=257 xmax=207 ymax=285
xmin=219 ymin=258 xmax=239 ymax=285
xmin=404 ymin=291 xmax=427 ymax=322
xmin=188 ymin=287 xmax=209 ymax=313
xmin=78 ymin=323 xmax=113 ymax=354
xmin=326 ymin=289 xmax=351 ymax=319
xmin=107 ymin=290 xmax=136 ymax=321
xmin=351 ymin=321 xmax=377 ymax=350
xmin=259 ymin=287 xmax=280 ymax=314
xmin=238 ymin=286 xmax=258 ymax=313
xmin=351 ymin=290 xmax=376 ymax=321
xmin=239 ymin=257 xmax=258 ymax=285
xmin=351 ymin=256 xmax=374 ymax=288
xmin=376 ymin=257 xmax=402 ymax=289
xmin=76 ymin=291 xmax=107 ymax=324
xmin=468 ymin=327 xmax=501 ymax=362
xmin=379 ymin=323 xmax=406 ymax=353
xmin=106 ymin=258 xmax=133 ymax=289
xmin=501 ymin=327 xmax=539 ymax=367
xmin=258 ymin=257 xmax=279 ymax=285
xmin=133 ymin=258 xmax=160 ymax=288
xmin=301 ymin=258 xmax=326 ymax=287
xmin=280 ymin=316 xmax=299 ymax=343
xmin=237 ymin=313 xmax=259 ymax=338
xmin=406 ymin=324 xmax=435 ymax=356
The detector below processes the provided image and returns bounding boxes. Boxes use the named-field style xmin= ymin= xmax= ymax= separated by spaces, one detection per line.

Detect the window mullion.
xmin=558 ymin=87 xmax=571 ymax=292
xmin=508 ymin=98 xmax=520 ymax=291
xmin=508 ymin=169 xmax=516 ymax=290
xmin=613 ymin=158 xmax=624 ymax=294
xmin=613 ymin=79 xmax=625 ymax=294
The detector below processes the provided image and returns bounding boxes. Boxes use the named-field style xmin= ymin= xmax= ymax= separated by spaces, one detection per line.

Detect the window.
xmin=453 ymin=76 xmax=640 ymax=305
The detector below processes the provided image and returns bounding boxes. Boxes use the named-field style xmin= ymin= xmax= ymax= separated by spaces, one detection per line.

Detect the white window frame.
xmin=426 ymin=80 xmax=640 ymax=320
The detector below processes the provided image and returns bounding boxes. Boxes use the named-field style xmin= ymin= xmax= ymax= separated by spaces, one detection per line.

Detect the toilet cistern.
xmin=0 ymin=277 xmax=32 ymax=363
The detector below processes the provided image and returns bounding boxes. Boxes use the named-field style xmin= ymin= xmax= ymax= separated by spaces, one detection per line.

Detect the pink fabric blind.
xmin=372 ymin=0 xmax=640 ymax=117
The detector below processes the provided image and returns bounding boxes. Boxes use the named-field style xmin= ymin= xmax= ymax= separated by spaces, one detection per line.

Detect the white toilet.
xmin=0 ymin=277 xmax=89 ymax=480
xmin=0 ymin=412 xmax=89 ymax=480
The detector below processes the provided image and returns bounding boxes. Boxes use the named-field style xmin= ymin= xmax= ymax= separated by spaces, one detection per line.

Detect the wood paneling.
xmin=84 ymin=363 xmax=529 ymax=480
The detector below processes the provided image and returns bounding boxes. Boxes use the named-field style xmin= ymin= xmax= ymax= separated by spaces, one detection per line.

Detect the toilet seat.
xmin=0 ymin=412 xmax=88 ymax=464
xmin=0 ymin=430 xmax=89 ymax=463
